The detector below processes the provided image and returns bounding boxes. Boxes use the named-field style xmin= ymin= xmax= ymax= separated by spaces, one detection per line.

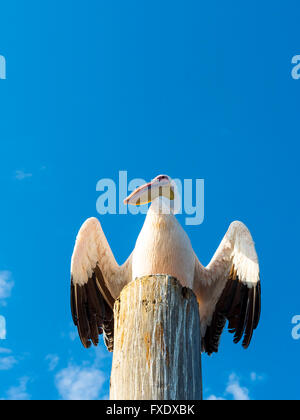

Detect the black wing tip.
xmin=70 ymin=281 xmax=78 ymax=326
xmin=203 ymin=270 xmax=261 ymax=355
xmin=81 ymin=338 xmax=92 ymax=349
xmin=70 ymin=268 xmax=115 ymax=352
xmin=236 ymin=281 xmax=261 ymax=350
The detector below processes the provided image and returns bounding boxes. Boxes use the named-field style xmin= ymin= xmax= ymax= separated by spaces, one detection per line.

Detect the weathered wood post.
xmin=110 ymin=275 xmax=202 ymax=400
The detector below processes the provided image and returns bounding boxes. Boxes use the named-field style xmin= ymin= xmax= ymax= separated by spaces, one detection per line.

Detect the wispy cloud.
xmin=0 ymin=271 xmax=14 ymax=302
xmin=0 ymin=354 xmax=17 ymax=370
xmin=45 ymin=354 xmax=59 ymax=371
xmin=226 ymin=373 xmax=250 ymax=400
xmin=0 ymin=347 xmax=11 ymax=354
xmin=55 ymin=364 xmax=106 ymax=400
xmin=207 ymin=395 xmax=225 ymax=400
xmin=15 ymin=170 xmax=33 ymax=181
xmin=0 ymin=272 xmax=13 ymax=340
xmin=250 ymin=372 xmax=265 ymax=382
xmin=0 ymin=348 xmax=17 ymax=371
xmin=5 ymin=377 xmax=30 ymax=400
xmin=206 ymin=372 xmax=254 ymax=401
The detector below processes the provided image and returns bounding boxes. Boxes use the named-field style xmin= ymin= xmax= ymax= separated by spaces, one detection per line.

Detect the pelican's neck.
xmin=148 ymin=197 xmax=175 ymax=217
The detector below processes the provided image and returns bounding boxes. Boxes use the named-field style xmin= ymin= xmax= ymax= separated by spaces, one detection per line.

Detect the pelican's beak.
xmin=124 ymin=177 xmax=174 ymax=206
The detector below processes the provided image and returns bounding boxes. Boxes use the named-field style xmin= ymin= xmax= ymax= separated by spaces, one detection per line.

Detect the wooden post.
xmin=110 ymin=275 xmax=202 ymax=400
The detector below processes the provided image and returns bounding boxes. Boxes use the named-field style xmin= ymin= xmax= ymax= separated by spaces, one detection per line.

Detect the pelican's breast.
xmin=132 ymin=213 xmax=195 ymax=288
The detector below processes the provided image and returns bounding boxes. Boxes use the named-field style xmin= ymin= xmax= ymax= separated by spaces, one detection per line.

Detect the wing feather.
xmin=193 ymin=221 xmax=261 ymax=355
xmin=70 ymin=217 xmax=132 ymax=351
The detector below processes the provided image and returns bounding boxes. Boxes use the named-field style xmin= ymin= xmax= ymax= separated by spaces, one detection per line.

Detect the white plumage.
xmin=71 ymin=175 xmax=261 ymax=354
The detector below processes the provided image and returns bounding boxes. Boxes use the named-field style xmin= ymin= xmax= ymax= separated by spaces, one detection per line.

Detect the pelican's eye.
xmin=158 ymin=175 xmax=168 ymax=182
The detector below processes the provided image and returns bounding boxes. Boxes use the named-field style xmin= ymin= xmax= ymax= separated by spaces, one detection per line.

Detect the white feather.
xmin=193 ymin=220 xmax=260 ymax=337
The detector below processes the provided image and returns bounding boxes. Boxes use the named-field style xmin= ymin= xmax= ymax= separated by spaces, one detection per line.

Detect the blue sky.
xmin=0 ymin=0 xmax=299 ymax=400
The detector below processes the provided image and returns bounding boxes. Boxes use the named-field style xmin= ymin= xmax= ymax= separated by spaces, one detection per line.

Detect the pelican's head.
xmin=124 ymin=175 xmax=179 ymax=214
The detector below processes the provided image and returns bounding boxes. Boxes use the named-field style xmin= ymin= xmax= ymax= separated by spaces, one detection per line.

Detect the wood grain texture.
xmin=110 ymin=275 xmax=202 ymax=400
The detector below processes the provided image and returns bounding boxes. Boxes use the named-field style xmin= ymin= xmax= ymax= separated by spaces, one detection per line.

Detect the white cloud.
xmin=0 ymin=272 xmax=13 ymax=340
xmin=226 ymin=373 xmax=250 ymax=400
xmin=55 ymin=364 xmax=106 ymax=400
xmin=15 ymin=170 xmax=32 ymax=181
xmin=0 ymin=349 xmax=18 ymax=371
xmin=207 ymin=394 xmax=225 ymax=400
xmin=250 ymin=372 xmax=265 ymax=382
xmin=0 ymin=347 xmax=11 ymax=354
xmin=6 ymin=377 xmax=30 ymax=400
xmin=0 ymin=271 xmax=14 ymax=301
xmin=206 ymin=372 xmax=254 ymax=401
xmin=45 ymin=354 xmax=59 ymax=371
xmin=0 ymin=355 xmax=17 ymax=370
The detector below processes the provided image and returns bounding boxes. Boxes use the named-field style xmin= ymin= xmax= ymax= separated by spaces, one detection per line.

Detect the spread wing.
xmin=70 ymin=217 xmax=132 ymax=351
xmin=193 ymin=221 xmax=261 ymax=355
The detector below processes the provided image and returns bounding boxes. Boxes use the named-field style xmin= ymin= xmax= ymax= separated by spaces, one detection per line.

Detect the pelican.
xmin=71 ymin=175 xmax=261 ymax=355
